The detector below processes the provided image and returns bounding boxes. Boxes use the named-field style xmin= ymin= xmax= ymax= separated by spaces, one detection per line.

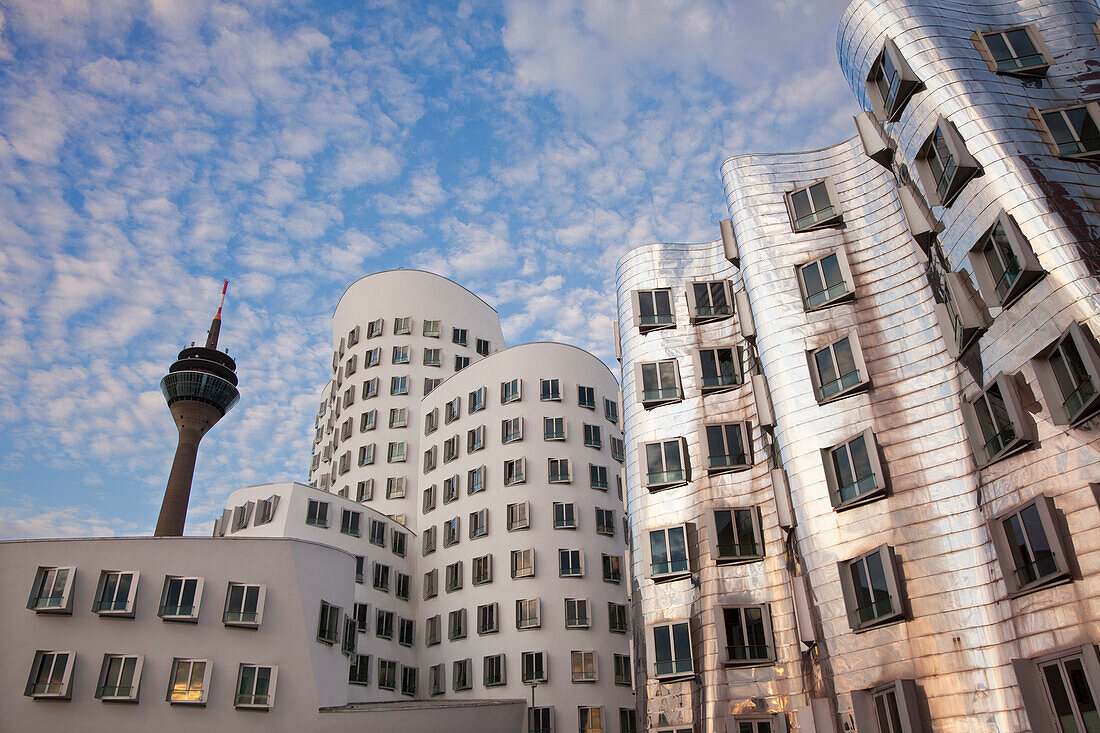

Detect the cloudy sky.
xmin=0 ymin=0 xmax=857 ymax=538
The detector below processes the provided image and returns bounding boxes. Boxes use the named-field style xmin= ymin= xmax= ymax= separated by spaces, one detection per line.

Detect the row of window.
xmin=423 ymin=463 xmax=624 ymax=514
xmin=417 ymin=599 xmax=629 ymax=642
xmin=343 ymin=344 xmax=486 ymax=376
xmin=421 ymin=549 xmax=624 ymax=592
xmin=301 ymin=498 xmax=410 ymax=553
xmin=28 ymin=568 xmax=266 ymax=626
xmin=426 ymin=384 xmax=619 ymax=427
xmin=424 ymin=421 xmax=613 ymax=472
xmin=25 ymin=652 xmax=275 ymax=708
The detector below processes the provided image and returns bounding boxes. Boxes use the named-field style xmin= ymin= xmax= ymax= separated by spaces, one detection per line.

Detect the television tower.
xmin=154 ymin=281 xmax=239 ymax=536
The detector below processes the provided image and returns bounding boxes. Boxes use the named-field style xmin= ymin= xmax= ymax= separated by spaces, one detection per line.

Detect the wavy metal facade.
xmin=618 ymin=1 xmax=1100 ymax=731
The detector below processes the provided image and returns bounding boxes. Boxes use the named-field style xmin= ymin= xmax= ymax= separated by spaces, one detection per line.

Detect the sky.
xmin=0 ymin=0 xmax=857 ymax=539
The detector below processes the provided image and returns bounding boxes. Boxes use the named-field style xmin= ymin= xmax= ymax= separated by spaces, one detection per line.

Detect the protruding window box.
xmin=897 ymin=183 xmax=940 ymax=254
xmin=716 ymin=605 xmax=775 ymax=667
xmin=822 ymin=428 xmax=887 ymax=511
xmin=95 ymin=654 xmax=143 ymax=702
xmin=701 ymin=422 xmax=753 ymax=475
xmin=962 ymin=372 xmax=1036 ymax=467
xmin=851 ymin=680 xmax=924 ymax=733
xmin=855 ymin=111 xmax=893 ymax=167
xmin=650 ymin=622 xmax=694 ymax=681
xmin=934 ymin=271 xmax=992 ymax=358
xmin=1036 ymin=103 xmax=1100 ymax=161
xmin=838 ymin=544 xmax=905 ymax=632
xmin=632 ymin=289 xmax=676 ymax=333
xmin=914 ymin=117 xmax=981 ymax=208
xmin=234 ymin=664 xmax=277 ymax=711
xmin=786 ymin=178 xmax=843 ymax=233
xmin=866 ymin=38 xmax=922 ymax=122
xmin=646 ymin=525 xmax=692 ymax=582
xmin=27 ymin=566 xmax=76 ymax=615
xmin=967 ymin=211 xmax=1044 ymax=310
xmin=92 ymin=571 xmax=139 ymax=618
xmin=1012 ymin=645 xmax=1100 ymax=732
xmin=797 ymin=249 xmax=855 ymax=311
xmin=687 ymin=280 xmax=734 ymax=324
xmin=694 ymin=347 xmax=742 ymax=395
xmin=807 ymin=332 xmax=870 ymax=404
xmin=989 ymin=494 xmax=1073 ymax=597
xmin=1031 ymin=322 xmax=1100 ymax=427
xmin=223 ymin=583 xmax=266 ymax=628
xmin=25 ymin=650 xmax=75 ymax=699
xmin=641 ymin=438 xmax=690 ymax=491
xmin=158 ymin=576 xmax=203 ymax=623
xmin=708 ymin=507 xmax=764 ymax=564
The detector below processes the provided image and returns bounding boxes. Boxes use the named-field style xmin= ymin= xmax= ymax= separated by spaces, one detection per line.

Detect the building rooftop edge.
xmin=718 ymin=133 xmax=860 ymax=170
xmin=614 ymin=239 xmax=723 ymax=280
xmin=429 ymin=340 xmax=619 ymax=393
xmin=332 ymin=269 xmax=500 ymax=320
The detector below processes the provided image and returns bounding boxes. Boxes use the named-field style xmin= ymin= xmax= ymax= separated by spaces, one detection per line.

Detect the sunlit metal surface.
xmin=618 ymin=0 xmax=1100 ymax=730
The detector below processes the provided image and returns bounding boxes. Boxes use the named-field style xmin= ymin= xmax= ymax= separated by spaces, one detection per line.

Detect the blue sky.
xmin=0 ymin=0 xmax=856 ymax=538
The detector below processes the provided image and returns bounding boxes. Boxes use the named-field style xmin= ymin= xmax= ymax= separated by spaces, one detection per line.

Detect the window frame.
xmin=632 ymin=288 xmax=676 ymax=333
xmin=543 ymin=416 xmax=566 ymax=441
xmin=707 ymin=507 xmax=765 ymax=564
xmin=850 ymin=679 xmax=923 ymax=733
xmin=988 ymin=494 xmax=1073 ymax=597
xmin=650 ymin=621 xmax=694 ymax=681
xmin=571 ymin=650 xmax=598 ymax=683
xmin=914 ymin=116 xmax=982 ymax=207
xmin=516 ymin=597 xmax=541 ymax=629
xmin=317 ymin=600 xmax=341 ymax=644
xmin=1031 ymin=322 xmax=1100 ymax=427
xmin=504 ymin=457 xmax=526 ymax=485
xmin=715 ymin=603 xmax=776 ymax=667
xmin=234 ymin=663 xmax=278 ymax=710
xmin=645 ymin=524 xmax=692 ymax=581
xmin=94 ymin=653 xmax=144 ymax=702
xmin=548 ymin=457 xmax=572 ymax=483
xmin=165 ymin=657 xmax=212 ymax=705
xmin=865 ymin=37 xmax=922 ymax=122
xmin=806 ymin=331 xmax=871 ymax=404
xmin=511 ymin=548 xmax=535 ymax=579
xmin=501 ymin=378 xmax=522 ymax=404
xmin=686 ymin=280 xmax=735 ymax=324
xmin=785 ymin=178 xmax=843 ymax=233
xmin=838 ymin=544 xmax=905 ymax=632
xmin=25 ymin=650 xmax=76 ymax=699
xmin=1013 ymin=644 xmax=1100 ymax=733
xmin=641 ymin=437 xmax=691 ymax=490
xmin=477 ymin=602 xmax=499 ymax=635
xmin=502 ymin=416 xmax=523 ymax=443
xmin=821 ymin=428 xmax=888 ymax=510
xmin=222 ymin=582 xmax=267 ymax=628
xmin=934 ymin=270 xmax=992 ymax=358
xmin=961 ymin=372 xmax=1036 ymax=466
xmin=797 ymin=248 xmax=855 ymax=311
xmin=565 ymin=598 xmax=591 ymax=629
xmin=966 ymin=211 xmax=1044 ymax=310
xmin=1036 ymin=102 xmax=1100 ymax=161
xmin=158 ymin=575 xmax=204 ymax=622
xmin=522 ymin=651 xmax=548 ymax=683
xmin=636 ymin=358 xmax=685 ymax=408
xmin=507 ymin=501 xmax=530 ymax=531
xmin=483 ymin=654 xmax=506 ymax=688
xmin=976 ymin=25 xmax=1049 ymax=77
xmin=700 ymin=421 xmax=753 ymax=475
xmin=693 ymin=346 xmax=742 ymax=396
xmin=92 ymin=569 xmax=139 ymax=617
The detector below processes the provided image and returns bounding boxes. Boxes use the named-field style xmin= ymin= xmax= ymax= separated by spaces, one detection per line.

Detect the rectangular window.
xmin=823 ymin=428 xmax=886 ymax=508
xmin=93 ymin=570 xmax=138 ymax=616
xmin=483 ymin=654 xmax=505 ymax=686
xmin=839 ymin=544 xmax=905 ymax=631
xmin=386 ymin=476 xmax=407 ymax=499
xmin=915 ymin=116 xmax=981 ymax=207
xmin=865 ymin=37 xmax=920 ymax=122
xmin=453 ymin=659 xmax=471 ymax=691
xmin=425 ymin=377 xmax=442 ymax=395
xmin=614 ymin=655 xmax=632 ymax=687
xmin=235 ymin=664 xmax=277 ymax=709
xmin=376 ymin=609 xmax=394 ymax=640
xmin=609 ymin=603 xmax=628 ymax=634
xmin=980 ymin=27 xmax=1048 ymax=75
xmin=390 ymin=376 xmax=409 ymax=396
xmin=361 ymin=410 xmax=376 ymax=432
xmin=356 ymin=480 xmax=374 ymax=502
xmin=639 ymin=359 xmax=682 ymax=406
xmin=223 ymin=582 xmax=265 ymax=626
xmin=798 ymin=250 xmax=853 ymax=310
xmin=578 ymin=385 xmax=596 ymax=409
xmin=595 ymin=508 xmax=615 ymax=536
xmin=448 ymin=609 xmax=467 ymax=640
xmin=423 ymin=319 xmax=441 ymax=338
xmin=549 ymin=457 xmax=571 ymax=483
xmin=453 ymin=327 xmax=468 ymax=346
xmin=704 ymin=422 xmax=752 ymax=473
xmin=354 ymin=602 xmax=370 ymax=633
xmin=688 ymin=280 xmax=733 ymax=322
xmin=649 ymin=526 xmax=690 ymax=579
xmin=429 ymin=664 xmax=445 ymax=695
xmin=467 ymin=425 xmax=485 ymax=452
xmin=501 ymin=378 xmax=521 ymax=403
xmin=423 ymin=526 xmax=437 ymax=554
xmin=554 ymin=501 xmax=578 ymax=529
xmin=470 ymin=509 xmax=489 ymax=539
xmin=851 ymin=679 xmax=923 ymax=733
xmin=445 ymin=397 xmax=461 ymax=424
xmin=610 ymin=437 xmax=624 ymax=462
xmin=544 ymin=416 xmax=566 ymax=440
xmin=444 ymin=517 xmax=461 ymax=547
xmin=365 ymin=347 xmax=381 ymax=367
xmin=424 ymin=347 xmax=441 ymax=366
xmin=511 ymin=548 xmax=535 ymax=579
xmin=423 ymin=569 xmax=438 ymax=599
xmin=377 ymin=660 xmax=397 ymax=691
xmin=1041 ymin=104 xmax=1100 ymax=160
xmin=504 ymin=457 xmax=526 ymax=485
xmin=579 ymin=707 xmax=604 ymax=733
xmin=721 ymin=605 xmax=774 ymax=665
xmin=968 ymin=211 xmax=1044 ymax=309
xmin=25 ymin=650 xmax=75 ymax=699
xmin=565 ymin=598 xmax=590 ymax=629
xmin=423 ymin=446 xmax=437 ymax=472
xmin=643 ymin=438 xmax=688 ymax=489
xmin=541 ymin=378 xmax=562 ymax=401
xmin=508 ymin=501 xmax=530 ymax=531
xmin=990 ymin=495 xmax=1072 ymax=596
xmin=652 ymin=622 xmax=693 ymax=679
xmin=516 ymin=598 xmax=541 ymax=629
xmin=392 ymin=530 xmax=408 ymax=558
xmin=445 ymin=561 xmax=463 ymax=592
xmin=522 ymin=651 xmax=547 ymax=683
xmin=476 ymin=338 xmax=491 ymax=356
xmin=167 ymin=658 xmax=210 ymax=704
xmin=604 ymin=398 xmax=618 ymax=423
xmin=444 ymin=475 xmax=460 ymax=503
xmin=426 ymin=615 xmax=441 ymax=645
xmin=389 ymin=407 xmax=408 ymax=428
xmin=808 ymin=333 xmax=868 ymax=403
xmin=1033 ymin=322 xmax=1100 ymax=426
xmin=394 ymin=317 xmax=412 ymax=335
xmin=502 ymin=416 xmax=523 ymax=443
xmin=468 ymin=465 xmax=486 ymax=494
xmin=358 ymin=444 xmax=376 ymax=466
xmin=369 ymin=519 xmax=387 ymax=546
xmin=590 ymin=464 xmax=609 ymax=491
xmin=712 ymin=508 xmax=764 ymax=562
xmin=95 ymin=653 xmax=142 ymax=701
xmin=603 ymin=554 xmax=622 ymax=583
xmin=455 ymin=355 xmax=470 ymax=371
xmin=583 ymin=424 xmax=602 ymax=449
xmin=306 ymin=499 xmax=329 ymax=528
xmin=478 ymin=602 xmax=499 ymax=634
xmin=530 ymin=708 xmax=553 ymax=733
xmin=372 ymin=563 xmax=391 ymax=593
xmin=355 ymin=556 xmax=365 ymax=584
xmin=349 ymin=654 xmax=371 ymax=686
xmin=392 ymin=345 xmax=409 ymax=364
xmin=559 ymin=548 xmax=584 ymax=577
xmin=635 ymin=288 xmax=675 ymax=332
xmin=787 ymin=179 xmax=842 ymax=232
xmin=340 ymin=509 xmax=362 ymax=537
xmin=571 ymin=651 xmax=598 ymax=682
xmin=963 ymin=373 xmax=1035 ymax=466
xmin=395 ymin=572 xmax=410 ymax=600
xmin=159 ymin=576 xmax=203 ymax=621
xmin=469 ymin=386 xmax=487 ymax=412
xmin=388 ymin=441 xmax=408 ymax=463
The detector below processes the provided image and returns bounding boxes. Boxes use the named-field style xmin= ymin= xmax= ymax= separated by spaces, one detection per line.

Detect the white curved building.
xmin=618 ymin=0 xmax=1100 ymax=731
xmin=310 ymin=270 xmax=505 ymax=530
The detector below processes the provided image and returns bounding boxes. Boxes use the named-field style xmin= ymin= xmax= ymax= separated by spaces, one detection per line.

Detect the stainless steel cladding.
xmin=618 ymin=1 xmax=1100 ymax=731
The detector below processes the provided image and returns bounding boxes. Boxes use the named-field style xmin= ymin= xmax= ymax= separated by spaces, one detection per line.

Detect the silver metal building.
xmin=617 ymin=1 xmax=1100 ymax=731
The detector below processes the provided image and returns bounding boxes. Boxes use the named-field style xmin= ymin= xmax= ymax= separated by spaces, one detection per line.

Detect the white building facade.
xmin=618 ymin=0 xmax=1100 ymax=731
